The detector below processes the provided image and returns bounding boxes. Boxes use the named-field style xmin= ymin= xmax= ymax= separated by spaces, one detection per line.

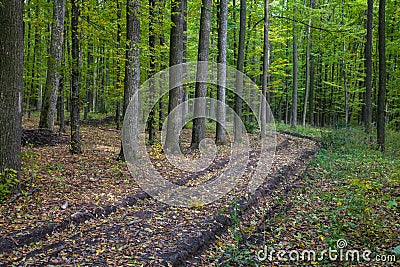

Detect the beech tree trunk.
xmin=70 ymin=0 xmax=81 ymax=154
xmin=119 ymin=0 xmax=141 ymax=160
xmin=216 ymin=0 xmax=228 ymax=145
xmin=165 ymin=0 xmax=184 ymax=154
xmin=291 ymin=6 xmax=298 ymax=128
xmin=377 ymin=0 xmax=386 ymax=151
xmin=39 ymin=0 xmax=65 ymax=131
xmin=234 ymin=0 xmax=246 ymax=142
xmin=364 ymin=0 xmax=373 ymax=133
xmin=261 ymin=0 xmax=270 ymax=138
xmin=191 ymin=0 xmax=212 ymax=149
xmin=147 ymin=0 xmax=157 ymax=144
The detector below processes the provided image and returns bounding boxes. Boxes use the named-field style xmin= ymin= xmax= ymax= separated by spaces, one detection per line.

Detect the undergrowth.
xmin=212 ymin=125 xmax=400 ymax=266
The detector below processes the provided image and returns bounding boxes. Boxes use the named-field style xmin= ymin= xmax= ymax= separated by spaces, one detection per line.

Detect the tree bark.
xmin=115 ymin=0 xmax=122 ymax=130
xmin=39 ymin=0 xmax=65 ymax=131
xmin=234 ymin=0 xmax=246 ymax=142
xmin=70 ymin=0 xmax=81 ymax=154
xmin=364 ymin=0 xmax=373 ymax=133
xmin=147 ymin=0 xmax=157 ymax=144
xmin=119 ymin=0 xmax=141 ymax=160
xmin=0 ymin=0 xmax=24 ymax=176
xmin=216 ymin=0 xmax=228 ymax=145
xmin=377 ymin=0 xmax=386 ymax=151
xmin=191 ymin=0 xmax=212 ymax=149
xmin=165 ymin=0 xmax=184 ymax=154
xmin=291 ymin=5 xmax=298 ymax=128
xmin=261 ymin=0 xmax=269 ymax=138
xmin=58 ymin=28 xmax=66 ymax=133
xmin=302 ymin=0 xmax=312 ymax=126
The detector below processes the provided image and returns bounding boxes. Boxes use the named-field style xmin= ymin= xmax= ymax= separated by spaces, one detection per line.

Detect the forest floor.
xmin=0 ymin=114 xmax=399 ymax=266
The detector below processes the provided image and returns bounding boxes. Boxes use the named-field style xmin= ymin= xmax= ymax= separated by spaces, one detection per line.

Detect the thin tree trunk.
xmin=377 ymin=0 xmax=386 ymax=151
xmin=302 ymin=1 xmax=312 ymax=126
xmin=216 ymin=0 xmax=228 ymax=145
xmin=165 ymin=0 xmax=184 ymax=154
xmin=119 ymin=0 xmax=141 ymax=160
xmin=84 ymin=44 xmax=92 ymax=121
xmin=58 ymin=26 xmax=66 ymax=133
xmin=25 ymin=2 xmax=32 ymax=118
xmin=364 ymin=0 xmax=373 ymax=133
xmin=234 ymin=0 xmax=246 ymax=142
xmin=115 ymin=0 xmax=122 ymax=130
xmin=261 ymin=0 xmax=269 ymax=138
xmin=191 ymin=0 xmax=212 ymax=149
xmin=291 ymin=5 xmax=298 ymax=128
xmin=341 ymin=0 xmax=349 ymax=125
xmin=147 ymin=0 xmax=156 ymax=143
xmin=39 ymin=0 xmax=65 ymax=131
xmin=70 ymin=0 xmax=81 ymax=154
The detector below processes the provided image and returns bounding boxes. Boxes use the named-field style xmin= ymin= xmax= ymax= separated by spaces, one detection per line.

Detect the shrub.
xmin=0 ymin=168 xmax=19 ymax=203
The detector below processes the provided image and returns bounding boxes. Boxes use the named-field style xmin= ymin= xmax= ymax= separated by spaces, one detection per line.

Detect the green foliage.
xmin=310 ymin=127 xmax=400 ymax=246
xmin=0 ymin=169 xmax=19 ymax=203
xmin=243 ymin=120 xmax=259 ymax=134
xmin=214 ymin=200 xmax=259 ymax=266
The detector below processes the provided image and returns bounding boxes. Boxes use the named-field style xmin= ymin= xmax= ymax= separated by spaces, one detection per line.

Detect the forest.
xmin=0 ymin=0 xmax=399 ymax=265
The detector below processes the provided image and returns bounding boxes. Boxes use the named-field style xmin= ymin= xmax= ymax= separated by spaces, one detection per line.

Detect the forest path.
xmin=0 ymin=119 xmax=318 ymax=266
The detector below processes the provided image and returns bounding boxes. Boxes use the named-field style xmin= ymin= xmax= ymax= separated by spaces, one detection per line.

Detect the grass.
xmin=213 ymin=125 xmax=400 ymax=266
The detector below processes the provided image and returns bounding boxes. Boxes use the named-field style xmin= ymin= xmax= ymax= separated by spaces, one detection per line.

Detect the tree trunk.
xmin=115 ymin=0 xmax=122 ymax=130
xmin=216 ymin=0 xmax=228 ymax=145
xmin=342 ymin=43 xmax=349 ymax=125
xmin=364 ymin=0 xmax=373 ymax=133
xmin=234 ymin=0 xmax=246 ymax=142
xmin=25 ymin=2 xmax=32 ymax=118
xmin=302 ymin=0 xmax=313 ymax=126
xmin=191 ymin=0 xmax=212 ymax=149
xmin=147 ymin=0 xmax=157 ymax=144
xmin=261 ymin=0 xmax=269 ymax=138
xmin=0 ymin=0 xmax=24 ymax=177
xmin=70 ymin=0 xmax=81 ymax=154
xmin=84 ymin=45 xmax=93 ymax=121
xmin=291 ymin=6 xmax=298 ymax=128
xmin=39 ymin=0 xmax=65 ymax=131
xmin=165 ymin=0 xmax=184 ymax=154
xmin=119 ymin=0 xmax=141 ymax=160
xmin=159 ymin=34 xmax=166 ymax=131
xmin=377 ymin=0 xmax=386 ymax=151
xmin=58 ymin=30 xmax=66 ymax=133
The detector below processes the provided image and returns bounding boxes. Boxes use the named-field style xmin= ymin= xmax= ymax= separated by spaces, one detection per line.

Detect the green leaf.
xmin=387 ymin=200 xmax=398 ymax=208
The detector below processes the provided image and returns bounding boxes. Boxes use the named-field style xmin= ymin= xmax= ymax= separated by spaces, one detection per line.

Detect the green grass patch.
xmin=211 ymin=125 xmax=399 ymax=266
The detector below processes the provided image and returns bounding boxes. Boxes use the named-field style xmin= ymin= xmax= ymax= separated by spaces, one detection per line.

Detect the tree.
xmin=0 ymin=0 xmax=24 ymax=176
xmin=308 ymin=0 xmax=315 ymax=126
xmin=377 ymin=0 xmax=386 ymax=151
xmin=39 ymin=0 xmax=65 ymax=131
xmin=364 ymin=0 xmax=373 ymax=133
xmin=341 ymin=0 xmax=349 ymax=125
xmin=260 ymin=0 xmax=270 ymax=138
xmin=291 ymin=4 xmax=298 ymax=128
xmin=216 ymin=0 xmax=228 ymax=145
xmin=191 ymin=0 xmax=212 ymax=149
xmin=165 ymin=0 xmax=184 ymax=154
xmin=234 ymin=0 xmax=246 ymax=142
xmin=302 ymin=0 xmax=312 ymax=127
xmin=119 ymin=0 xmax=141 ymax=160
xmin=70 ymin=0 xmax=82 ymax=154
xmin=147 ymin=0 xmax=157 ymax=144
